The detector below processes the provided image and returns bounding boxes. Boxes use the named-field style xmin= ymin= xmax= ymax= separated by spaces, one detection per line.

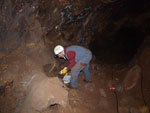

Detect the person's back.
xmin=66 ymin=45 xmax=92 ymax=63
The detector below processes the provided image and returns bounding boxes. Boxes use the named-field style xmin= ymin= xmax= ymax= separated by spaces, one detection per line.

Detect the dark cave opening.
xmin=89 ymin=26 xmax=144 ymax=66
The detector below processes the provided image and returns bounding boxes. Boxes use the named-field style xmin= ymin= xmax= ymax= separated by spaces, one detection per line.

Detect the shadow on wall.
xmin=89 ymin=26 xmax=144 ymax=65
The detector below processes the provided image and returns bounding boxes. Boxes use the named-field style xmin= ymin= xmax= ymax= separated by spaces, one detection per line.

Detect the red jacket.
xmin=65 ymin=49 xmax=89 ymax=70
xmin=64 ymin=46 xmax=92 ymax=70
xmin=65 ymin=50 xmax=76 ymax=70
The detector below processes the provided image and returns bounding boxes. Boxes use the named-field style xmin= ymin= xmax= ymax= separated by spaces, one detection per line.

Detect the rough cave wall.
xmin=0 ymin=0 xmax=43 ymax=54
xmin=38 ymin=0 xmax=150 ymax=65
xmin=0 ymin=0 xmax=150 ymax=61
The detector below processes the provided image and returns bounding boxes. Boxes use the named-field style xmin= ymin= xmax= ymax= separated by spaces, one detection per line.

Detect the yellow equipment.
xmin=60 ymin=67 xmax=68 ymax=75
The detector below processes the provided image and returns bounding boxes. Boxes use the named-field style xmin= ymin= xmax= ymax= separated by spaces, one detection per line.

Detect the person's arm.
xmin=67 ymin=51 xmax=76 ymax=70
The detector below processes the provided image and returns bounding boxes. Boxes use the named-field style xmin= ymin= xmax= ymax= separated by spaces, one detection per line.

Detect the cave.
xmin=0 ymin=0 xmax=150 ymax=113
xmin=89 ymin=26 xmax=144 ymax=65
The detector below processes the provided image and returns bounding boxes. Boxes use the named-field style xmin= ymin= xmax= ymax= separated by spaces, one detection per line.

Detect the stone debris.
xmin=70 ymin=90 xmax=77 ymax=97
xmin=130 ymin=107 xmax=140 ymax=113
xmin=99 ymin=88 xmax=107 ymax=97
xmin=98 ymin=98 xmax=108 ymax=109
xmin=84 ymin=83 xmax=95 ymax=92
xmin=118 ymin=106 xmax=129 ymax=113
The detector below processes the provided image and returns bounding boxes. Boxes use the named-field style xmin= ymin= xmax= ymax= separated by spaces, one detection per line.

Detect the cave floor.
xmin=0 ymin=45 xmax=149 ymax=113
xmin=0 ymin=54 xmax=115 ymax=113
xmin=0 ymin=37 xmax=150 ymax=113
xmin=0 ymin=45 xmax=117 ymax=113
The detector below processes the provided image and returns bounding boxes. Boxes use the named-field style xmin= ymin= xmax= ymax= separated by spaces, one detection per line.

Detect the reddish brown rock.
xmin=21 ymin=76 xmax=68 ymax=113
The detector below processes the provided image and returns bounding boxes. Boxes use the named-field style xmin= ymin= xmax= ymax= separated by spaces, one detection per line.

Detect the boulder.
xmin=21 ymin=76 xmax=68 ymax=113
xmin=122 ymin=65 xmax=141 ymax=90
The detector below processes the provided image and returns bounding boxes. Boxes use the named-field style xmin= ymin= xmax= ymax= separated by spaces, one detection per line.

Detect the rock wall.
xmin=0 ymin=0 xmax=150 ymax=65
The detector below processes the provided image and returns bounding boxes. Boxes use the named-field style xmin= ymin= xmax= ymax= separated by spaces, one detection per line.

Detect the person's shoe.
xmin=66 ymin=84 xmax=76 ymax=89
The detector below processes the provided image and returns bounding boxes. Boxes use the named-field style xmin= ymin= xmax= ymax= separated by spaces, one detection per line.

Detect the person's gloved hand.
xmin=60 ymin=67 xmax=68 ymax=75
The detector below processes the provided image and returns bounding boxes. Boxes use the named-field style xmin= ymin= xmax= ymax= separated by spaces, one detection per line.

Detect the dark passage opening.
xmin=89 ymin=26 xmax=144 ymax=66
xmin=48 ymin=103 xmax=59 ymax=109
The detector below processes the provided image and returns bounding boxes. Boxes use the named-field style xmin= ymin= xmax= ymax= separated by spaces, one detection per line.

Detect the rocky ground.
xmin=0 ymin=37 xmax=150 ymax=113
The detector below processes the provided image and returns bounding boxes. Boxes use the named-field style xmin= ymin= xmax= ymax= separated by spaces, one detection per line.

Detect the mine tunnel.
xmin=0 ymin=0 xmax=150 ymax=113
xmin=89 ymin=26 xmax=144 ymax=65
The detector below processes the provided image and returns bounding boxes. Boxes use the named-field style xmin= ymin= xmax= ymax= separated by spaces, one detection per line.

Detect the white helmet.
xmin=54 ymin=45 xmax=64 ymax=55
